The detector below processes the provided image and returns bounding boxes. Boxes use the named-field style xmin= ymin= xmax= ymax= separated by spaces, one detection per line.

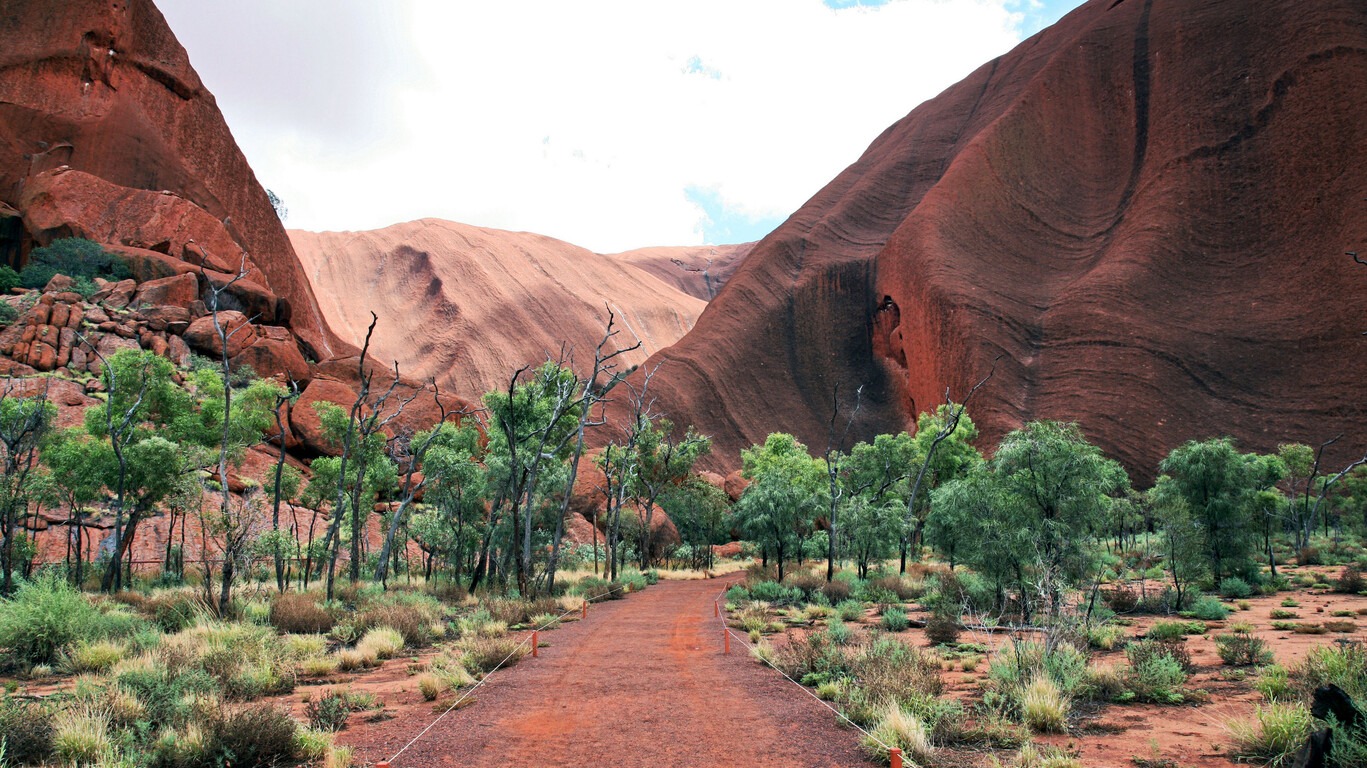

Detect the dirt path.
xmin=339 ymin=575 xmax=877 ymax=767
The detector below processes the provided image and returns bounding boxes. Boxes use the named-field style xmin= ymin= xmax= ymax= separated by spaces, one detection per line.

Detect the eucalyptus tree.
xmin=0 ymin=385 xmax=55 ymax=593
xmin=734 ymin=433 xmax=825 ymax=581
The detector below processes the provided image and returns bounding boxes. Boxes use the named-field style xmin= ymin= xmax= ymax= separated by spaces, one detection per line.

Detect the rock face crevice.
xmin=625 ymin=0 xmax=1367 ymax=478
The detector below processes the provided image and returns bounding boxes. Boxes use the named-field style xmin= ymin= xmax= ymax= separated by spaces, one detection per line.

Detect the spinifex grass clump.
xmin=0 ymin=574 xmax=140 ymax=668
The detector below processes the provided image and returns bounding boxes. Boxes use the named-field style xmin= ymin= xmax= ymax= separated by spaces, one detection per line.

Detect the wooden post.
xmin=532 ymin=630 xmax=539 ymax=658
xmin=713 ymin=600 xmax=719 ymax=617
xmin=889 ymin=747 xmax=902 ymax=768
xmin=582 ymin=600 xmax=588 ymax=619
xmin=724 ymin=630 xmax=730 ymax=655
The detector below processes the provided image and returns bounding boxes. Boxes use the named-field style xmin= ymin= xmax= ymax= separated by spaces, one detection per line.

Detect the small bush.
xmin=1270 ymin=609 xmax=1298 ymax=620
xmin=1148 ymin=620 xmax=1200 ymax=642
xmin=748 ymin=580 xmax=803 ymax=605
xmin=0 ymin=265 xmax=19 ymax=294
xmin=1325 ymin=620 xmax=1358 ymax=633
xmin=270 ymin=592 xmax=335 ymax=634
xmin=1101 ymin=585 xmax=1139 ymax=612
xmin=1214 ymin=632 xmax=1273 ymax=666
xmin=1298 ymin=546 xmax=1322 ymax=566
xmin=50 ymin=704 xmax=111 ymax=766
xmin=0 ymin=697 xmax=53 ymax=764
xmin=1226 ymin=702 xmax=1313 ymax=766
xmin=1336 ymin=564 xmax=1367 ymax=594
xmin=835 ymin=600 xmax=864 ymax=622
xmin=63 ymin=639 xmax=125 ymax=674
xmin=0 ymin=302 xmax=16 ymax=326
xmin=417 ymin=673 xmax=447 ymax=701
xmin=1125 ymin=641 xmax=1187 ymax=703
xmin=782 ymin=571 xmax=826 ymax=600
xmin=1293 ymin=642 xmax=1367 ymax=701
xmin=825 ymin=618 xmax=853 ymax=645
xmin=881 ymin=607 xmax=910 ymax=632
xmin=924 ymin=611 xmax=960 ymax=646
xmin=1086 ymin=624 xmax=1124 ymax=651
xmin=1256 ymin=665 xmax=1293 ymax=701
xmin=1020 ymin=675 xmax=1069 ymax=732
xmin=1293 ymin=624 xmax=1327 ymax=635
xmin=305 ymin=690 xmax=357 ymax=732
xmin=861 ymin=701 xmax=934 ymax=765
xmin=1281 ymin=597 xmax=1301 ymax=607
xmin=1219 ymin=577 xmax=1254 ymax=599
xmin=355 ymin=604 xmax=431 ymax=647
xmin=458 ymin=635 xmax=527 ymax=675
xmin=870 ymin=575 xmax=922 ymax=601
xmin=209 ymin=703 xmax=299 ymax=767
xmin=356 ymin=627 xmax=404 ymax=660
xmin=820 ymin=579 xmax=853 ymax=603
xmin=1188 ymin=595 xmax=1230 ymax=620
xmin=0 ymin=574 xmax=127 ymax=667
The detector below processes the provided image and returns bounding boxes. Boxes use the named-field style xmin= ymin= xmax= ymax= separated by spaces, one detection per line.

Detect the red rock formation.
xmin=609 ymin=243 xmax=755 ymax=301
xmin=623 ymin=0 xmax=1367 ymax=480
xmin=291 ymin=220 xmax=708 ymax=401
xmin=0 ymin=0 xmax=346 ymax=360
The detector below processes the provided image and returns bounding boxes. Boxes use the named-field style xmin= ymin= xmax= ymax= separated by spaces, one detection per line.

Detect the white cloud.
xmin=159 ymin=0 xmax=1043 ymax=252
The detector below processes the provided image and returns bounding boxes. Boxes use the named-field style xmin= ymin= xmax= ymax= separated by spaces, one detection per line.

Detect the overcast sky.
xmin=157 ymin=0 xmax=1084 ymax=253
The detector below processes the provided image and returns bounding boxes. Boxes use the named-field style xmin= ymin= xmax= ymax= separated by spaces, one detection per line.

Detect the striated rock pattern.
xmin=609 ymin=243 xmax=755 ymax=301
xmin=0 ymin=0 xmax=345 ymax=359
xmin=291 ymin=220 xmax=708 ymax=401
xmin=624 ymin=0 xmax=1367 ymax=479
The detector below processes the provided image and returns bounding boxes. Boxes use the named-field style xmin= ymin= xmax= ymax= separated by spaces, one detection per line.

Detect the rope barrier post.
xmin=531 ymin=630 xmax=539 ymax=658
xmin=376 ymin=762 xmax=390 ymax=768
xmin=889 ymin=747 xmax=902 ymax=768
xmin=582 ymin=600 xmax=588 ymax=619
xmin=724 ymin=629 xmax=730 ymax=655
xmin=713 ymin=600 xmax=719 ymax=617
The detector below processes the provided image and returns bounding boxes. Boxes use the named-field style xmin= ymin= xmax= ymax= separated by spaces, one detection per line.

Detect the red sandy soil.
xmin=331 ymin=574 xmax=877 ymax=768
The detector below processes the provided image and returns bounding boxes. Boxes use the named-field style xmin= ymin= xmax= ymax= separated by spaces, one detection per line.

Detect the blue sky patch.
xmin=823 ymin=0 xmax=894 ymax=9
xmin=686 ymin=186 xmax=784 ymax=245
xmin=683 ymin=55 xmax=723 ymax=80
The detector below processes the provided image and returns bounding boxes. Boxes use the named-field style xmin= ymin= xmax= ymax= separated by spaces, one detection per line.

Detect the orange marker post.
xmin=713 ymin=600 xmax=719 ymax=617
xmin=724 ymin=630 xmax=730 ymax=655
xmin=889 ymin=748 xmax=902 ymax=768
xmin=532 ymin=630 xmax=539 ymax=658
xmin=582 ymin=601 xmax=588 ymax=619
xmin=377 ymin=762 xmax=391 ymax=768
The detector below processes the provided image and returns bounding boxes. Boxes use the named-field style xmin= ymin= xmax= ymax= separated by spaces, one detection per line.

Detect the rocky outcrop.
xmin=291 ymin=220 xmax=708 ymax=401
xmin=0 ymin=0 xmax=346 ymax=360
xmin=621 ymin=0 xmax=1367 ymax=479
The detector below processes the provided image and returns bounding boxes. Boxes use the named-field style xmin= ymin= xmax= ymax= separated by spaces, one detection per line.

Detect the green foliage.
xmin=0 ymin=696 xmax=53 ymax=764
xmin=735 ymin=433 xmax=825 ymax=580
xmin=1219 ymin=576 xmax=1254 ymax=599
xmin=19 ymin=238 xmax=131 ymax=289
xmin=825 ymin=617 xmax=853 ymax=645
xmin=1256 ymin=664 xmax=1294 ymax=701
xmin=1292 ymin=641 xmax=1367 ymax=701
xmin=929 ymin=421 xmax=1128 ymax=619
xmin=0 ymin=574 xmax=133 ymax=667
xmin=1188 ymin=595 xmax=1230 ymax=620
xmin=1124 ymin=641 xmax=1188 ymax=703
xmin=1214 ymin=631 xmax=1273 ymax=666
xmin=1227 ymin=702 xmax=1313 ymax=766
xmin=881 ymin=606 xmax=910 ymax=632
xmin=0 ymin=302 xmax=15 ymax=326
xmin=0 ymin=265 xmax=20 ymax=294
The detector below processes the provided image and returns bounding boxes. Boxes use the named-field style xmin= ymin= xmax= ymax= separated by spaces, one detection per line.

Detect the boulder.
xmin=289 ymin=377 xmax=359 ymax=455
xmin=133 ymin=273 xmax=198 ymax=309
xmin=181 ymin=311 xmax=254 ymax=358
xmin=42 ymin=274 xmax=74 ymax=293
xmin=230 ymin=333 xmax=311 ymax=386
xmin=137 ymin=305 xmax=191 ymax=334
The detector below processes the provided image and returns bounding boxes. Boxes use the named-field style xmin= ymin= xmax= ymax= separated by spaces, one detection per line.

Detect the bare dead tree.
xmin=823 ymin=384 xmax=863 ymax=582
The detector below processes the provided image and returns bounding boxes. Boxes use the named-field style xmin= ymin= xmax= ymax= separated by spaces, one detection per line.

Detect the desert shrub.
xmin=62 ymin=639 xmax=125 ymax=674
xmin=0 ymin=266 xmax=20 ymax=294
xmin=1282 ymin=597 xmax=1301 ymax=607
xmin=1325 ymin=620 xmax=1358 ymax=633
xmin=860 ymin=701 xmax=934 ymax=765
xmin=836 ymin=636 xmax=947 ymax=728
xmin=835 ymin=600 xmax=864 ymax=622
xmin=356 ymin=627 xmax=404 ymax=661
xmin=0 ymin=574 xmax=129 ymax=667
xmin=458 ymin=635 xmax=527 ymax=675
xmin=1086 ymin=624 xmax=1124 ymax=651
xmin=1101 ymin=585 xmax=1139 ymax=613
xmin=616 ymin=569 xmax=650 ymax=593
xmin=0 ymin=696 xmax=54 ymax=764
xmin=1020 ymin=675 xmax=1069 ymax=732
xmin=206 ymin=703 xmax=299 ymax=767
xmin=1219 ymin=577 xmax=1254 ymax=599
xmin=1226 ymin=702 xmax=1313 ymax=766
xmin=1336 ymin=564 xmax=1367 ymax=594
xmin=782 ymin=571 xmax=825 ymax=600
xmin=305 ymin=690 xmax=360 ymax=732
xmin=1270 ymin=609 xmax=1298 ymax=620
xmin=825 ymin=618 xmax=853 ymax=645
xmin=820 ymin=579 xmax=853 ymax=603
xmin=417 ymin=673 xmax=447 ymax=702
xmin=770 ymin=632 xmax=846 ymax=682
xmin=1256 ymin=664 xmax=1293 ymax=701
xmin=870 ymin=575 xmax=921 ymax=601
xmin=1214 ymin=631 xmax=1273 ymax=666
xmin=270 ymin=592 xmax=335 ymax=634
xmin=988 ymin=640 xmax=1089 ymax=703
xmin=0 ymin=302 xmax=16 ymax=326
xmin=923 ymin=610 xmax=960 ymax=646
xmin=748 ymin=580 xmax=803 ymax=606
xmin=576 ymin=576 xmax=614 ymax=602
xmin=1124 ymin=641 xmax=1187 ymax=703
xmin=881 ymin=607 xmax=910 ymax=632
xmin=1292 ymin=641 xmax=1367 ymax=700
xmin=424 ymin=579 xmax=468 ymax=603
xmin=355 ymin=604 xmax=429 ymax=647
xmin=1148 ymin=620 xmax=1200 ymax=642
xmin=143 ymin=591 xmax=208 ymax=633
xmin=1298 ymin=546 xmax=1322 ymax=566
xmin=116 ymin=667 xmax=219 ymax=729
xmin=50 ymin=704 xmax=110 ymax=766
xmin=1187 ymin=595 xmax=1230 ymax=620
xmin=1294 ymin=624 xmax=1328 ymax=635
xmin=20 ymin=238 xmax=131 ymax=289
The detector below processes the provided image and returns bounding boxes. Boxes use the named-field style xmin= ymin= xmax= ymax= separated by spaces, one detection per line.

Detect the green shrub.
xmin=1292 ymin=641 xmax=1367 ymax=701
xmin=20 ymin=238 xmax=131 ymax=289
xmin=1219 ymin=577 xmax=1254 ymax=599
xmin=1124 ymin=641 xmax=1187 ymax=703
xmin=117 ymin=667 xmax=219 ymax=729
xmin=0 ymin=266 xmax=20 ymax=294
xmin=0 ymin=696 xmax=54 ymax=765
xmin=835 ymin=600 xmax=864 ymax=622
xmin=355 ymin=603 xmax=430 ymax=647
xmin=458 ymin=635 xmax=527 ymax=675
xmin=1226 ymin=702 xmax=1313 ymax=766
xmin=0 ymin=574 xmax=129 ymax=667
xmin=924 ymin=610 xmax=961 ymax=646
xmin=1256 ymin=664 xmax=1293 ymax=701
xmin=1336 ymin=564 xmax=1367 ymax=594
xmin=1269 ymin=609 xmax=1298 ymax=620
xmin=1214 ymin=632 xmax=1273 ymax=666
xmin=825 ymin=618 xmax=853 ymax=645
xmin=820 ymin=579 xmax=853 ymax=603
xmin=881 ymin=607 xmax=910 ymax=632
xmin=0 ymin=303 xmax=16 ymax=326
xmin=1188 ymin=595 xmax=1230 ymax=620
xmin=1148 ymin=620 xmax=1201 ymax=642
xmin=207 ymin=703 xmax=298 ymax=767
xmin=748 ymin=580 xmax=803 ymax=605
xmin=305 ymin=690 xmax=354 ymax=732
xmin=1086 ymin=624 xmax=1124 ymax=650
